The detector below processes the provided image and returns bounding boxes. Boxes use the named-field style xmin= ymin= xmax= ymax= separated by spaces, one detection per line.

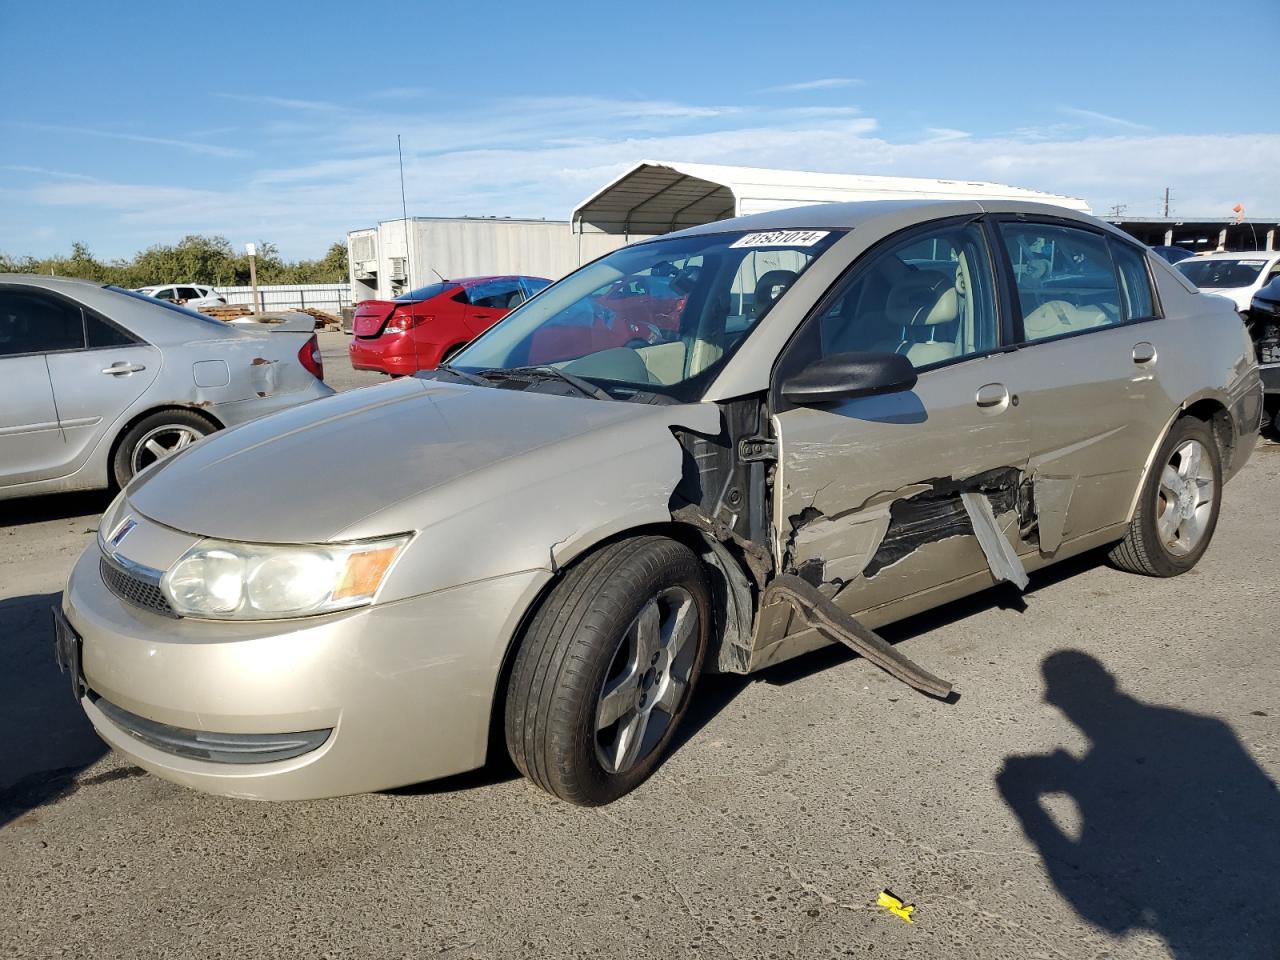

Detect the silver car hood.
xmin=126 ymin=377 xmax=721 ymax=545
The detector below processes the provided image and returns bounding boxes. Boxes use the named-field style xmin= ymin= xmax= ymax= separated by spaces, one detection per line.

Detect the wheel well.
xmin=106 ymin=404 xmax=224 ymax=478
xmin=482 ymin=521 xmax=749 ymax=763
xmin=1181 ymin=398 xmax=1234 ymax=471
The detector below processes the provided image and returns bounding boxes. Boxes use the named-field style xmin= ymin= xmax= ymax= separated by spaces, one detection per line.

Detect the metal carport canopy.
xmin=571 ymin=160 xmax=1091 ymax=236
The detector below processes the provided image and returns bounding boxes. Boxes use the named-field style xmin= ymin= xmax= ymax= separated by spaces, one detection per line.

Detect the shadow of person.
xmin=998 ymin=651 xmax=1280 ymax=958
xmin=0 ymin=593 xmax=108 ymax=827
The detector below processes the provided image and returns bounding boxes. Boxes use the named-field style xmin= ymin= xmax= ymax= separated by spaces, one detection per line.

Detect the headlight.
xmin=161 ymin=535 xmax=411 ymax=620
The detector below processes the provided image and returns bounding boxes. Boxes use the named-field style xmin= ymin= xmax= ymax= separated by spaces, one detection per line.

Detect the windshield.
xmin=1177 ymin=258 xmax=1268 ymax=289
xmin=107 ymin=286 xmax=229 ymax=327
xmin=450 ymin=228 xmax=844 ymax=401
xmin=395 ymin=281 xmax=458 ymax=302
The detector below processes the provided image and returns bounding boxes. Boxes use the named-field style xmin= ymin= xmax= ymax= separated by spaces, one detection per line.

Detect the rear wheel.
xmin=112 ymin=410 xmax=215 ymax=488
xmin=439 ymin=343 xmax=467 ymax=365
xmin=1108 ymin=417 xmax=1222 ymax=577
xmin=504 ymin=536 xmax=710 ymax=805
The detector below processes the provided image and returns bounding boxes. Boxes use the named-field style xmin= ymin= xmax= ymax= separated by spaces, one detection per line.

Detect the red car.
xmin=349 ymin=275 xmax=549 ymax=376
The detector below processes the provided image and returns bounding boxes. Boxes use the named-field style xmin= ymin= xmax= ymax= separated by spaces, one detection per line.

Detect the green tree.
xmin=0 ymin=236 xmax=348 ymax=287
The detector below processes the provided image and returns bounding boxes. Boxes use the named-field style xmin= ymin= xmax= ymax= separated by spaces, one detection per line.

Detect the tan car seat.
xmin=1022 ymin=300 xmax=1110 ymax=339
xmin=904 ymin=284 xmax=961 ymax=366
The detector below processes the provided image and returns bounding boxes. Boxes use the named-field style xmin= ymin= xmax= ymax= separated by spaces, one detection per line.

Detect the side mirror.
xmin=780 ymin=351 xmax=918 ymax=406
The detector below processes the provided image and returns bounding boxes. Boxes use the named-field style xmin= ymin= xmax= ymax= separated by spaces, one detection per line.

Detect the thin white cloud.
xmin=0 ymin=164 xmax=98 ymax=181
xmin=218 ymin=93 xmax=346 ymax=112
xmin=765 ymin=78 xmax=864 ymax=93
xmin=8 ymin=91 xmax=1279 ymax=259
xmin=1057 ymin=106 xmax=1150 ymax=130
xmin=17 ymin=123 xmax=248 ymax=158
xmin=924 ymin=127 xmax=971 ymax=143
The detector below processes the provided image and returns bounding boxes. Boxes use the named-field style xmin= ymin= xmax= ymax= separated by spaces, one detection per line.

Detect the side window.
xmin=1109 ymin=240 xmax=1157 ymax=321
xmin=152 ymin=287 xmax=176 ymax=301
xmin=807 ymin=221 xmax=998 ymax=370
xmin=0 ymin=291 xmax=86 ymax=356
xmin=999 ymin=223 xmax=1123 ymax=341
xmin=469 ymin=279 xmax=522 ymax=309
xmin=176 ymin=287 xmax=200 ymax=301
xmin=521 ymin=277 xmax=550 ymax=299
xmin=84 ymin=312 xmax=138 ymax=348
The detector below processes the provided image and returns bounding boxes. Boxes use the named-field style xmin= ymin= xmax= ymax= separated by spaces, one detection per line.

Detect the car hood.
xmin=126 ymin=377 xmax=721 ymax=544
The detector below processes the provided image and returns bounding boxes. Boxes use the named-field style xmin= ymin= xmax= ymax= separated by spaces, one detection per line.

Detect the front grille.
xmin=99 ymin=554 xmax=177 ymax=618
xmin=89 ymin=692 xmax=331 ymax=764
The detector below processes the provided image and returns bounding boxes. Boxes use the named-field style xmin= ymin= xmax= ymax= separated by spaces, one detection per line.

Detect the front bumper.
xmin=63 ymin=544 xmax=548 ymax=800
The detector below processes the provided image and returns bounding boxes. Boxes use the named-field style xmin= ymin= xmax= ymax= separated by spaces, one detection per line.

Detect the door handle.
xmin=1132 ymin=342 xmax=1157 ymax=364
xmin=975 ymin=382 xmax=1012 ymax=409
xmin=101 ymin=362 xmax=146 ymax=375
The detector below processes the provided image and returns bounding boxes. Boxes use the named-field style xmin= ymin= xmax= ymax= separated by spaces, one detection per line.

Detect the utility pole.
xmin=1162 ymin=187 xmax=1171 ymax=218
xmin=1108 ymin=203 xmax=1128 ymax=218
xmin=245 ymin=242 xmax=259 ymax=315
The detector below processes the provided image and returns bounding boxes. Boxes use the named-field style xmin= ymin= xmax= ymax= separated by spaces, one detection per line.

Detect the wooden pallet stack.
xmin=197 ymin=304 xmax=253 ymax=321
xmin=195 ymin=304 xmax=339 ymax=328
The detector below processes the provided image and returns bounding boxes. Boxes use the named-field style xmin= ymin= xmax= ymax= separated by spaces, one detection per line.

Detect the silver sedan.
xmin=58 ymin=200 xmax=1262 ymax=806
xmin=0 ymin=275 xmax=334 ymax=499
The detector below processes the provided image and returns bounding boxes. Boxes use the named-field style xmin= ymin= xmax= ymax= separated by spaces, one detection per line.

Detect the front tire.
xmin=112 ymin=410 xmax=215 ymax=488
xmin=1108 ymin=417 xmax=1222 ymax=577
xmin=504 ymin=536 xmax=710 ymax=805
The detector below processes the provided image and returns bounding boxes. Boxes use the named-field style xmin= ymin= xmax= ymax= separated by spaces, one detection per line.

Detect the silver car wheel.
xmin=594 ymin=586 xmax=698 ymax=775
xmin=131 ymin=424 xmax=201 ymax=475
xmin=1156 ymin=438 xmax=1216 ymax=557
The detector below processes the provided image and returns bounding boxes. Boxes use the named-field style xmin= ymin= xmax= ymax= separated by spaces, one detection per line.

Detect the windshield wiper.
xmin=435 ymin=363 xmax=491 ymax=387
xmin=479 ymin=365 xmax=613 ymax=401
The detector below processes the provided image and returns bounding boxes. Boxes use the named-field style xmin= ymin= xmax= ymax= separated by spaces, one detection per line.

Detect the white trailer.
xmin=348 ymin=161 xmax=1091 ymax=302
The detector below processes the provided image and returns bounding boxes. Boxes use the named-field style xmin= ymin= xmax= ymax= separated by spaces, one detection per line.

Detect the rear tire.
xmin=112 ymin=409 xmax=215 ymax=489
xmin=504 ymin=536 xmax=710 ymax=805
xmin=1108 ymin=417 xmax=1222 ymax=577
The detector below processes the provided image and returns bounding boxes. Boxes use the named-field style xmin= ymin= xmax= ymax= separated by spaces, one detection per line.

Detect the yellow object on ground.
xmin=877 ymin=890 xmax=915 ymax=924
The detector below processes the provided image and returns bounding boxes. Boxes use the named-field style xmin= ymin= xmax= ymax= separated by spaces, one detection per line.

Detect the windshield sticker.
xmin=730 ymin=230 xmax=830 ymax=249
xmin=1238 ymin=259 xmax=1267 ymax=266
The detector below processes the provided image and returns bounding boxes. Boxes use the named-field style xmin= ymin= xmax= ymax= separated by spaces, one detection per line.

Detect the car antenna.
xmin=431 ymin=267 xmax=447 ymax=283
xmin=397 ymin=133 xmax=421 ymax=373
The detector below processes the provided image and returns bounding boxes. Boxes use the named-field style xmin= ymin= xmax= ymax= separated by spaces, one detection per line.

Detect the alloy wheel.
xmin=1155 ymin=438 xmax=1216 ymax=557
xmin=131 ymin=424 xmax=201 ymax=475
xmin=594 ymin=586 xmax=699 ymax=775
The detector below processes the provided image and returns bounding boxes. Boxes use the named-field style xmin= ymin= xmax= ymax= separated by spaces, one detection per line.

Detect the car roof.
xmin=658 ymin=198 xmax=1104 ymax=241
xmin=0 ymin=273 xmax=105 ymax=290
xmin=1179 ymin=250 xmax=1279 ymax=261
xmin=453 ymin=275 xmax=542 ymax=286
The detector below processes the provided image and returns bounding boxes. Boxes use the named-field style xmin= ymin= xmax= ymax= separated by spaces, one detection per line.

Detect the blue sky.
xmin=2 ymin=0 xmax=1277 ymax=259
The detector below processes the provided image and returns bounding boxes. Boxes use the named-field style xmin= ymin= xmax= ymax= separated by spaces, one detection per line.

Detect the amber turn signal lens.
xmin=334 ymin=545 xmax=404 ymax=600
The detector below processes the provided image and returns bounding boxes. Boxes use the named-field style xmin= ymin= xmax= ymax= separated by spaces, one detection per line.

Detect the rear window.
xmin=395 ymin=282 xmax=458 ymax=302
xmin=106 ymin=286 xmax=229 ymax=327
xmin=1177 ymin=258 xmax=1267 ymax=289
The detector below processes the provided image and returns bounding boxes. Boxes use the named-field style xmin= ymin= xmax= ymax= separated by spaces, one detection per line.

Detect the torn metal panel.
xmin=858 ymin=468 xmax=1023 ymax=580
xmin=1030 ymin=474 xmax=1075 ymax=554
xmin=960 ymin=490 xmax=1029 ymax=590
xmin=760 ymin=574 xmax=954 ymax=699
xmin=694 ymin=536 xmax=757 ymax=674
xmin=787 ymin=505 xmax=892 ymax=587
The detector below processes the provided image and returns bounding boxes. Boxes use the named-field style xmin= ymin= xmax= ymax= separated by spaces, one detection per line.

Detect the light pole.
xmin=245 ymin=242 xmax=259 ymax=315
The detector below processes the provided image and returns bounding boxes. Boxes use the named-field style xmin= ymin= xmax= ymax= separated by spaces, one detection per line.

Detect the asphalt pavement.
xmin=1 ymin=337 xmax=1276 ymax=959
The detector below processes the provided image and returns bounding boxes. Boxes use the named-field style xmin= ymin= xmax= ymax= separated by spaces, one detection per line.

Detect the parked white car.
xmin=134 ymin=284 xmax=226 ymax=308
xmin=1176 ymin=251 xmax=1280 ymax=311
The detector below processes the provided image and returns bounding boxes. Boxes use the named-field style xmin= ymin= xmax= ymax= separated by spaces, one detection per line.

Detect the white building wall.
xmin=348 ymin=218 xmax=635 ymax=301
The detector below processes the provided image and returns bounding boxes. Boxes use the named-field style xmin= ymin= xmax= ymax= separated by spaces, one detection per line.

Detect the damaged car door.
xmin=762 ymin=219 xmax=1031 ymax=666
xmin=994 ymin=220 xmax=1173 ymax=551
